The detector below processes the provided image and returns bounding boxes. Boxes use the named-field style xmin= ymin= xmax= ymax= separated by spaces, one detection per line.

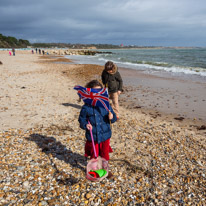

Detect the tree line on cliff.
xmin=0 ymin=34 xmax=31 ymax=48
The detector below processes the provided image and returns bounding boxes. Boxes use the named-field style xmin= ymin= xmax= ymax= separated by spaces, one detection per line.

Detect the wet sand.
xmin=119 ymin=67 xmax=206 ymax=121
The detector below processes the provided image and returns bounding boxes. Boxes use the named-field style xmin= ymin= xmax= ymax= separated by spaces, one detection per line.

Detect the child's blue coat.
xmin=78 ymin=104 xmax=117 ymax=144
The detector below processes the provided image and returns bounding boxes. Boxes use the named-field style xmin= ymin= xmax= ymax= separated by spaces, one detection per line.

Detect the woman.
xmin=101 ymin=61 xmax=123 ymax=119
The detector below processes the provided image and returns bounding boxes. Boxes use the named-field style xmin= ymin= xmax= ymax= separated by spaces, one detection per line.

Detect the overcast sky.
xmin=0 ymin=0 xmax=206 ymax=46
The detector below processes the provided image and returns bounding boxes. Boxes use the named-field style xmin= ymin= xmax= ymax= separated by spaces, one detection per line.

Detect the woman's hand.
xmin=86 ymin=124 xmax=92 ymax=130
xmin=108 ymin=111 xmax=113 ymax=120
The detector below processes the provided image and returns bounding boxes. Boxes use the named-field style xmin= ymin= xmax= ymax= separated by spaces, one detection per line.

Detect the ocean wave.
xmin=97 ymin=56 xmax=206 ymax=77
xmin=67 ymin=53 xmax=206 ymax=77
xmin=146 ymin=64 xmax=206 ymax=76
xmin=135 ymin=60 xmax=171 ymax=67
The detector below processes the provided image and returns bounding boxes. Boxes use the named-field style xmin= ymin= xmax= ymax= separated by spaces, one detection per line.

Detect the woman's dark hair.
xmin=85 ymin=80 xmax=103 ymax=88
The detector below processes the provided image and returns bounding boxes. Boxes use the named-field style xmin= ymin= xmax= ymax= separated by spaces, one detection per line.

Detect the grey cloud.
xmin=0 ymin=0 xmax=206 ymax=46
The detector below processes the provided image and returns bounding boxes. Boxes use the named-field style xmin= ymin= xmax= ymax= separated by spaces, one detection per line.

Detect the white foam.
xmin=66 ymin=54 xmax=206 ymax=77
xmin=97 ymin=56 xmax=206 ymax=77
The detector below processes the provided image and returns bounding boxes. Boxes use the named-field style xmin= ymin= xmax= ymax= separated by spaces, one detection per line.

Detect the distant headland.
xmin=0 ymin=33 xmax=201 ymax=49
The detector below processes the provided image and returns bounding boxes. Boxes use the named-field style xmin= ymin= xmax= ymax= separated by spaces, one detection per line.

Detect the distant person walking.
xmin=36 ymin=48 xmax=38 ymax=53
xmin=12 ymin=48 xmax=15 ymax=56
xmin=39 ymin=49 xmax=41 ymax=55
xmin=101 ymin=61 xmax=123 ymax=120
xmin=9 ymin=51 xmax=12 ymax=56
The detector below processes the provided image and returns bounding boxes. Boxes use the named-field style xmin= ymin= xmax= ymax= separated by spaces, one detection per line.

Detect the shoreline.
xmin=1 ymin=50 xmax=205 ymax=133
xmin=0 ymin=51 xmax=205 ymax=205
xmin=65 ymin=54 xmax=206 ymax=135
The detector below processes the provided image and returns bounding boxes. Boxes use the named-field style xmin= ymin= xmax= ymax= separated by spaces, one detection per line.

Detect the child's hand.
xmin=86 ymin=124 xmax=92 ymax=130
xmin=78 ymin=97 xmax=81 ymax=102
xmin=117 ymin=90 xmax=122 ymax=95
xmin=108 ymin=112 xmax=113 ymax=120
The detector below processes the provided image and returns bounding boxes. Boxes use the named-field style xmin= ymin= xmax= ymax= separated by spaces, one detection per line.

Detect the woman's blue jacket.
xmin=78 ymin=104 xmax=117 ymax=144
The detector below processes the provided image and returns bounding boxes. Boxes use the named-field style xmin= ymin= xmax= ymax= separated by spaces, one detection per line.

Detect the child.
xmin=78 ymin=80 xmax=117 ymax=162
xmin=101 ymin=61 xmax=123 ymax=119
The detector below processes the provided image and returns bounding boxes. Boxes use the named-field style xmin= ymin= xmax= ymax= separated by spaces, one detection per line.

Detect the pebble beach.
xmin=0 ymin=51 xmax=206 ymax=205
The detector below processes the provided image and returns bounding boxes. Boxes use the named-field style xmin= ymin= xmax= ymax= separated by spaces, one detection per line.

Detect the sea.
xmin=66 ymin=47 xmax=206 ymax=83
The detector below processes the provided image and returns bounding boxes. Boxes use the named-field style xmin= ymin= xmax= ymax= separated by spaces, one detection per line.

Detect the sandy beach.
xmin=0 ymin=50 xmax=206 ymax=205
